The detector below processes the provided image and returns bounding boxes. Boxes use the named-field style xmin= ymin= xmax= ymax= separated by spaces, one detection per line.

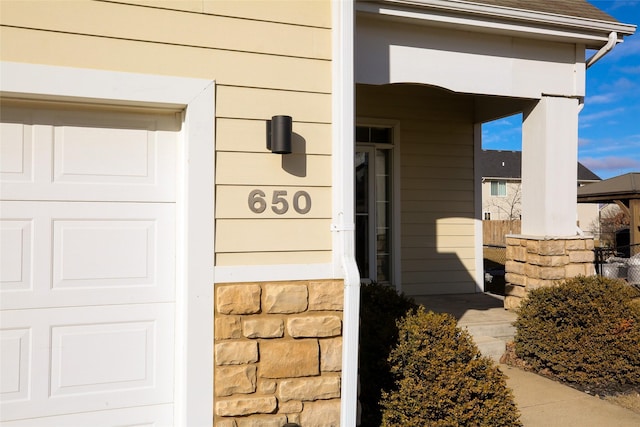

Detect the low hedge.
xmin=359 ymin=283 xmax=418 ymax=426
xmin=381 ymin=306 xmax=522 ymax=427
xmin=514 ymin=276 xmax=640 ymax=393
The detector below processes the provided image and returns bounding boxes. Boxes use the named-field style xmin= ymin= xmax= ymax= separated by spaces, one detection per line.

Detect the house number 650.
xmin=248 ymin=190 xmax=312 ymax=215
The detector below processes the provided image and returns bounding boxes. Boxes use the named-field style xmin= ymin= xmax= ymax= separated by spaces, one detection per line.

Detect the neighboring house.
xmin=481 ymin=149 xmax=601 ymax=232
xmin=0 ymin=1 xmax=635 ymax=425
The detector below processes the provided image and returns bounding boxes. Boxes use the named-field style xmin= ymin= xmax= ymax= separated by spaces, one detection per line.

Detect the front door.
xmin=355 ymin=125 xmax=394 ymax=285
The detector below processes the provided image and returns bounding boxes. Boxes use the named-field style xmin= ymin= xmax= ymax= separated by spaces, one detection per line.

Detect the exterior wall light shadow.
xmin=266 ymin=115 xmax=292 ymax=154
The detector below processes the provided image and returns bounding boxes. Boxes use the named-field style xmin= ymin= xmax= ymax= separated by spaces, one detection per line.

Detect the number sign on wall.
xmin=248 ymin=190 xmax=312 ymax=215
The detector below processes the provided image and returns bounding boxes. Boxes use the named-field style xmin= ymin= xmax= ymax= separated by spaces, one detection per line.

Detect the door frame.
xmin=0 ymin=62 xmax=215 ymax=426
xmin=354 ymin=118 xmax=402 ymax=289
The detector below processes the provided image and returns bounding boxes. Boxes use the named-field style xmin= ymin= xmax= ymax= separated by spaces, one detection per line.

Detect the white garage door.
xmin=1 ymin=102 xmax=180 ymax=426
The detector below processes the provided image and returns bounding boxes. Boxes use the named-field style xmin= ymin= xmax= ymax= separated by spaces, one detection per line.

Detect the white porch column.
xmin=521 ymin=96 xmax=579 ymax=236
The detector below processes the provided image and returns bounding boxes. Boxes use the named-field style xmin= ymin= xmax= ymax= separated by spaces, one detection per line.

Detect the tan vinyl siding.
xmin=0 ymin=27 xmax=330 ymax=94
xmin=1 ymin=0 xmax=332 ymax=267
xmin=357 ymin=84 xmax=477 ymax=295
xmin=1 ymin=1 xmax=331 ymax=59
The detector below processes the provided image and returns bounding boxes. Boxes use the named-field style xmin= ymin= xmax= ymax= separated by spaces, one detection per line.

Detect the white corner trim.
xmin=1 ymin=61 xmax=215 ymax=427
xmin=214 ymin=263 xmax=334 ymax=283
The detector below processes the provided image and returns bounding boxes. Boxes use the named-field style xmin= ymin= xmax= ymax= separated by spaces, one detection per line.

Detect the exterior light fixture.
xmin=266 ymin=115 xmax=292 ymax=154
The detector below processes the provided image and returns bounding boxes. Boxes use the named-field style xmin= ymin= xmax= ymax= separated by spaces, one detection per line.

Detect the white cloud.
xmin=619 ymin=65 xmax=640 ymax=74
xmin=587 ymin=93 xmax=615 ymax=104
xmin=578 ymin=138 xmax=593 ymax=147
xmin=580 ymin=107 xmax=625 ymax=125
xmin=580 ymin=156 xmax=640 ymax=171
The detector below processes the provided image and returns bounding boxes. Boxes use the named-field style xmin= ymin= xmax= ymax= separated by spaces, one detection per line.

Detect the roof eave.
xmin=358 ymin=0 xmax=636 ymax=48
xmin=577 ymin=193 xmax=638 ymax=203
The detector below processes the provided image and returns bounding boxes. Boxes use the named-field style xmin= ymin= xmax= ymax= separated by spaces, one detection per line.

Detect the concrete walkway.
xmin=501 ymin=365 xmax=640 ymax=427
xmin=414 ymin=292 xmax=640 ymax=426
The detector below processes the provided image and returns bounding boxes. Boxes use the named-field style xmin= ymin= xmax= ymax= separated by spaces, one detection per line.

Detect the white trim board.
xmin=0 ymin=62 xmax=215 ymax=427
xmin=215 ymin=263 xmax=334 ymax=283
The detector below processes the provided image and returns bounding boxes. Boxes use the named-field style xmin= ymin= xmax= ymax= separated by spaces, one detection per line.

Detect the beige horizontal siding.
xmin=401 ymin=247 xmax=477 ymax=261
xmin=402 ymin=154 xmax=473 ymax=168
xmin=403 ymin=258 xmax=476 ymax=272
xmin=202 ymin=0 xmax=331 ymax=28
xmin=216 ymin=251 xmax=331 ymax=266
xmin=217 ymin=119 xmax=331 ymax=155
xmin=357 ymin=83 xmax=477 ymax=295
xmin=216 ymin=86 xmax=331 ymax=122
xmin=216 ymin=152 xmax=331 ymax=186
xmin=402 ymin=178 xmax=473 ymax=191
xmin=105 ymin=1 xmax=332 ymax=28
xmin=402 ymin=235 xmax=476 ymax=249
xmin=402 ymin=282 xmax=477 ymax=295
xmin=216 ymin=219 xmax=332 ymax=253
xmin=106 ymin=0 xmax=204 ymax=13
xmin=1 ymin=0 xmax=331 ymax=60
xmin=401 ymin=222 xmax=476 ymax=236
xmin=402 ymin=189 xmax=474 ymax=202
xmin=0 ymin=27 xmax=329 ymax=94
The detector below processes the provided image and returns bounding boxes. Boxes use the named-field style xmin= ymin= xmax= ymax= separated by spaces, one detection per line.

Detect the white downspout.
xmin=332 ymin=1 xmax=359 ymax=426
xmin=586 ymin=31 xmax=618 ymax=69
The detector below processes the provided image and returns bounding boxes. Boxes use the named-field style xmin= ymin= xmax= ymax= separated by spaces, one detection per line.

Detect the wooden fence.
xmin=483 ymin=220 xmax=521 ymax=246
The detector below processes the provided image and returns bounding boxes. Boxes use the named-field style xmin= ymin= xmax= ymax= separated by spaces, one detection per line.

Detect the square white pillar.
xmin=521 ymin=96 xmax=579 ymax=236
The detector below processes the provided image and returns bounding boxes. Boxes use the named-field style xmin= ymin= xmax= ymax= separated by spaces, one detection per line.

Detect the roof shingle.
xmin=480 ymin=149 xmax=601 ymax=181
xmin=468 ymin=0 xmax=617 ymax=23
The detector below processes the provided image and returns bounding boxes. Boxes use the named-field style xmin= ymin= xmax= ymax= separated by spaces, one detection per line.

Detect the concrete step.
xmin=459 ymin=320 xmax=516 ymax=362
xmin=472 ymin=335 xmax=508 ymax=362
xmin=461 ymin=322 xmax=515 ymax=341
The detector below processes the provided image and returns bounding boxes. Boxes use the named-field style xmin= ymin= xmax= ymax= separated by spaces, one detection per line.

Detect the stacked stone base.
xmin=505 ymin=235 xmax=595 ymax=310
xmin=214 ymin=279 xmax=344 ymax=427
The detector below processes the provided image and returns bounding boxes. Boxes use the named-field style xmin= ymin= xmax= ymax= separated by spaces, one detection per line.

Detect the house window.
xmin=355 ymin=126 xmax=394 ymax=285
xmin=491 ymin=180 xmax=507 ymax=197
xmin=484 ymin=212 xmax=491 ymax=220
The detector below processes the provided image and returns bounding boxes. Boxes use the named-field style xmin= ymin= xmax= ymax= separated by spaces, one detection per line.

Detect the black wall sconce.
xmin=266 ymin=115 xmax=292 ymax=154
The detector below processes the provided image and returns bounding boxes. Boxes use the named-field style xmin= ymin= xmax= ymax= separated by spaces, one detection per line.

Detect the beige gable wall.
xmin=1 ymin=0 xmax=333 ymax=266
xmin=357 ymin=84 xmax=478 ymax=296
xmin=482 ymin=180 xmax=522 ymax=220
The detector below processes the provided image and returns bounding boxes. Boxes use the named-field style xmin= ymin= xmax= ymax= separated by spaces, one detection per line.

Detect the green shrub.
xmin=359 ymin=283 xmax=418 ymax=427
xmin=514 ymin=276 xmax=640 ymax=393
xmin=381 ymin=306 xmax=522 ymax=427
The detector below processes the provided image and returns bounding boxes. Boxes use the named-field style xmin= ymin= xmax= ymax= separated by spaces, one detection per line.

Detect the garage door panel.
xmin=0 ymin=304 xmax=174 ymax=423
xmin=0 ymin=328 xmax=31 ymax=402
xmin=0 ymin=121 xmax=33 ymax=182
xmin=51 ymin=321 xmax=155 ymax=396
xmin=1 ymin=202 xmax=175 ymax=310
xmin=0 ymin=220 xmax=32 ymax=291
xmin=0 ymin=105 xmax=178 ymax=202
xmin=54 ymin=125 xmax=152 ymax=182
xmin=0 ymin=404 xmax=173 ymax=427
xmin=53 ymin=219 xmax=156 ymax=286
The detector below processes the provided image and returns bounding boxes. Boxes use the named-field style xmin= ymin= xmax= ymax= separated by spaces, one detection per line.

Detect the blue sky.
xmin=482 ymin=0 xmax=640 ymax=180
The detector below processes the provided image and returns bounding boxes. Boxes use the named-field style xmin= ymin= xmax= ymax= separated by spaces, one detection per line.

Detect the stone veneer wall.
xmin=214 ymin=279 xmax=344 ymax=427
xmin=504 ymin=235 xmax=595 ymax=310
